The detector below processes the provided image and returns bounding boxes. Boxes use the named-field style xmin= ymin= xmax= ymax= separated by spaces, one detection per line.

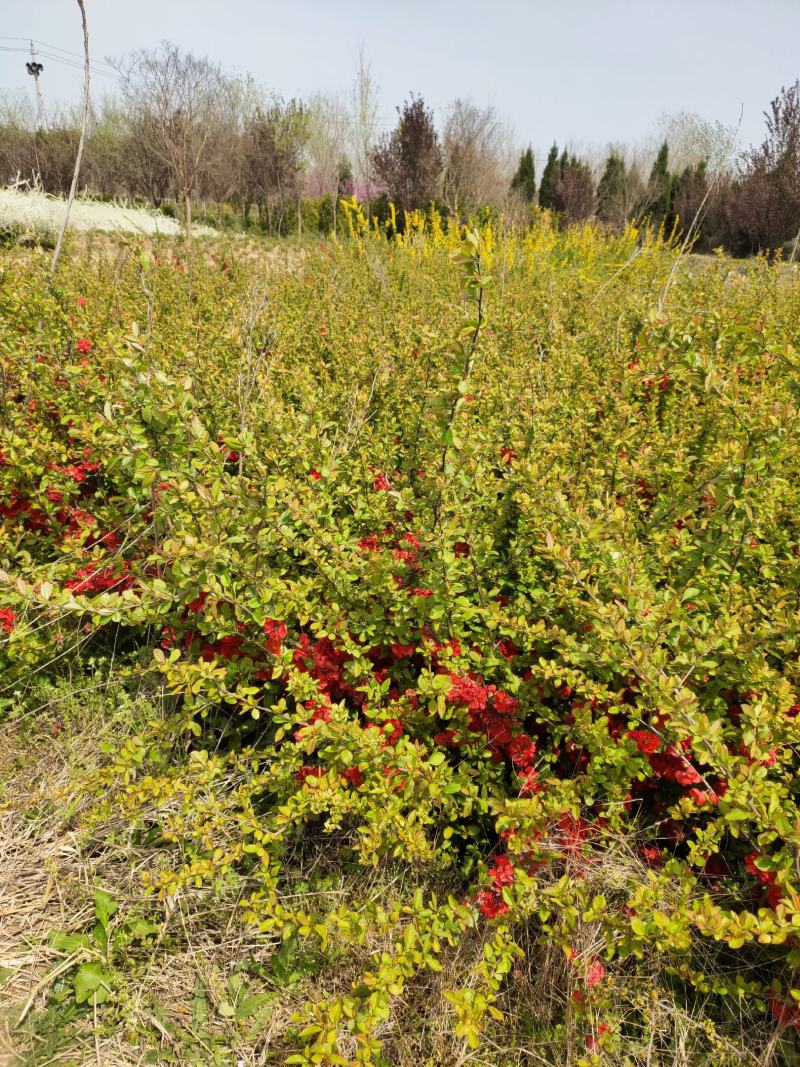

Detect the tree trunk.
xmin=50 ymin=0 xmax=89 ymax=280
xmin=183 ymin=187 xmax=192 ymax=243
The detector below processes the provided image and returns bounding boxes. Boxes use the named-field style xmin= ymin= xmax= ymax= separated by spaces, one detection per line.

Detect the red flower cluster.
xmin=296 ymin=765 xmax=325 ymax=783
xmin=488 ymin=854 xmax=515 ymax=889
xmin=63 ymin=458 xmax=100 ymax=483
xmin=627 ymin=729 xmax=661 ymax=754
xmin=65 ymin=562 xmax=133 ymax=595
xmin=187 ymin=590 xmax=209 ymax=613
xmin=477 ymin=887 xmax=509 ymax=919
xmin=648 ymin=748 xmax=702 ymax=786
xmin=75 ymin=338 xmax=92 ymax=354
xmin=447 ymin=673 xmax=537 ymax=783
xmin=201 ymin=633 xmax=245 ymax=661
xmin=342 ymin=766 xmax=364 ymax=787
xmin=745 ymin=851 xmax=784 ymax=908
xmin=293 ymin=633 xmax=354 ymax=702
xmin=263 ymin=617 xmax=288 ymax=655
xmin=0 ymin=607 xmax=16 ymax=634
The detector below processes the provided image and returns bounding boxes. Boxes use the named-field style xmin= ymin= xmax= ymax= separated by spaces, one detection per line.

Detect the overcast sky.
xmin=1 ymin=0 xmax=798 ymax=162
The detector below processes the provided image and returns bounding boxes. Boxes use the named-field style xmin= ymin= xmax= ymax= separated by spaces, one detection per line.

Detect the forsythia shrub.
xmin=4 ymin=221 xmax=800 ymax=1062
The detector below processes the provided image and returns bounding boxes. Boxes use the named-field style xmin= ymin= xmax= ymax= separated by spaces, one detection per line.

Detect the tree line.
xmin=1 ymin=40 xmax=800 ymax=255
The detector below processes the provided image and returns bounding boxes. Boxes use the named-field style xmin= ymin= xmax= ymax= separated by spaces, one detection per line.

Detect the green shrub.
xmin=3 ymin=220 xmax=800 ymax=1062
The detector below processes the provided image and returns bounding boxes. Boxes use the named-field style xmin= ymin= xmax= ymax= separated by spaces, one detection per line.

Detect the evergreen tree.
xmin=538 ymin=142 xmax=559 ymax=210
xmin=510 ymin=146 xmax=536 ymax=202
xmin=648 ymin=141 xmax=673 ymax=224
xmin=597 ymin=152 xmax=627 ymax=225
xmin=553 ymin=156 xmax=596 ymax=222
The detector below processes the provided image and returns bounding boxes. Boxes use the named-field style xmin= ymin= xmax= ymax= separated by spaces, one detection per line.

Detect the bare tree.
xmin=654 ymin=110 xmax=737 ymax=175
xmin=350 ymin=46 xmax=379 ymax=214
xmin=244 ymin=98 xmax=307 ymax=236
xmin=305 ymin=93 xmax=351 ymax=231
xmin=51 ymin=0 xmax=89 ymax=279
xmin=731 ymin=82 xmax=800 ymax=254
xmin=442 ymin=99 xmax=513 ymax=217
xmin=113 ymin=41 xmax=236 ymax=240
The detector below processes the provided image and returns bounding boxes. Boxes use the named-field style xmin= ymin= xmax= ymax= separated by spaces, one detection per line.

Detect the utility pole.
xmin=26 ymin=42 xmax=46 ymax=131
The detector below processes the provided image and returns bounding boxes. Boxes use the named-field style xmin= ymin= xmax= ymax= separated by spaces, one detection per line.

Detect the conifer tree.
xmin=648 ymin=141 xmax=673 ymax=224
xmin=538 ymin=142 xmax=559 ymax=210
xmin=597 ymin=151 xmax=627 ymax=224
xmin=511 ymin=146 xmax=536 ymax=202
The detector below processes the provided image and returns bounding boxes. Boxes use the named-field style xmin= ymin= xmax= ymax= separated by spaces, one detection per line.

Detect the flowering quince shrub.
xmin=4 ymin=223 xmax=800 ymax=1063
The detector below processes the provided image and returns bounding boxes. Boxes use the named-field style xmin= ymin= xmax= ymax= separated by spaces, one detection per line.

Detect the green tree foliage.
xmin=510 ymin=146 xmax=536 ymax=202
xmin=597 ymin=152 xmax=627 ymax=224
xmin=553 ymin=153 xmax=596 ymax=222
xmin=371 ymin=94 xmax=443 ymax=223
xmin=538 ymin=142 xmax=559 ymax=210
xmin=647 ymin=141 xmax=674 ymax=225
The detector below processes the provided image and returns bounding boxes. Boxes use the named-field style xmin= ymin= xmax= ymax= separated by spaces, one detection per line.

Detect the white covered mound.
xmin=0 ymin=186 xmax=216 ymax=238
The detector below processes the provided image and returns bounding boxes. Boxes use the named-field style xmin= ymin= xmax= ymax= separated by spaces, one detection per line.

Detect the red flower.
xmin=585 ymin=1022 xmax=611 ymax=1051
xmin=477 ymin=888 xmax=509 ymax=919
xmin=263 ymin=617 xmax=288 ymax=655
xmin=411 ymin=587 xmax=433 ymax=597
xmin=586 ymin=959 xmax=606 ymax=987
xmin=493 ymin=690 xmax=520 ymax=716
xmin=75 ymin=338 xmax=91 ymax=354
xmin=307 ymin=700 xmax=331 ymax=725
xmin=0 ymin=607 xmax=16 ymax=634
xmin=342 ymin=766 xmax=364 ymax=787
xmin=309 ymin=468 xmax=322 ymax=480
xmin=448 ymin=674 xmax=490 ymax=712
xmin=187 ymin=591 xmax=209 ymax=613
xmin=373 ymin=472 xmax=391 ymax=492
xmin=434 ymin=729 xmax=459 ymax=747
xmin=627 ymin=729 xmax=660 ymax=755
xmin=769 ymin=996 xmax=800 ymax=1028
xmin=488 ymin=854 xmax=516 ymax=889
xmin=379 ymin=718 xmax=403 ymax=746
xmin=296 ymin=765 xmax=325 ymax=783
xmin=77 ymin=297 xmax=87 ymax=307
xmin=674 ymin=762 xmax=702 ymax=786
xmin=639 ymin=844 xmax=662 ymax=865
xmin=519 ymin=767 xmax=541 ymax=795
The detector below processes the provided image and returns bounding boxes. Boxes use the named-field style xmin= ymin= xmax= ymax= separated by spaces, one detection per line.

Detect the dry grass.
xmin=0 ymin=695 xmax=794 ymax=1067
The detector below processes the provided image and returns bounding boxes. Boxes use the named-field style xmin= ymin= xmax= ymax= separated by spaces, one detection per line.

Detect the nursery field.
xmin=3 ymin=217 xmax=800 ymax=1066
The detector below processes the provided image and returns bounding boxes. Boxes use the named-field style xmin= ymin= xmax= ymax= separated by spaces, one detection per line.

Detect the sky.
xmin=1 ymin=0 xmax=798 ymax=163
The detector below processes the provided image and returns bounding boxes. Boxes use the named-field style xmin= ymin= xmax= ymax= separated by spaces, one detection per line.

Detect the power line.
xmin=0 ymin=35 xmax=116 ymax=72
xmin=0 ymin=45 xmax=121 ymax=82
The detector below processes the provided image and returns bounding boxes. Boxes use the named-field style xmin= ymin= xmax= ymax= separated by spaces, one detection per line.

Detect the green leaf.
xmin=50 ymin=931 xmax=91 ymax=953
xmin=93 ymin=890 xmax=119 ymax=931
xmin=74 ymin=962 xmax=108 ymax=1005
